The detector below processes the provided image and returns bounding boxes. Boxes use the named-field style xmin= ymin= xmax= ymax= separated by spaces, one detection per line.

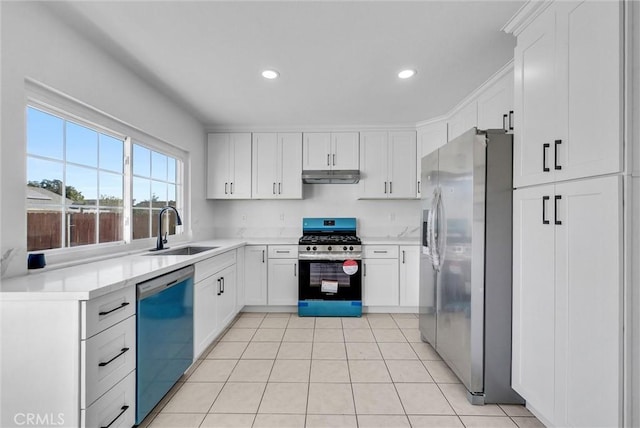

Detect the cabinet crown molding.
xmin=502 ymin=0 xmax=553 ymax=36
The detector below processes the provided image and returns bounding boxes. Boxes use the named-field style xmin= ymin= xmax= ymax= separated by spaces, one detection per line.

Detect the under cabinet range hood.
xmin=301 ymin=170 xmax=360 ymax=184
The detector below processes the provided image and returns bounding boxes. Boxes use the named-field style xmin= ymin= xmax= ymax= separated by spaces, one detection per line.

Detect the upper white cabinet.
xmin=303 ymin=132 xmax=359 ymax=170
xmin=252 ymin=133 xmax=303 ymax=199
xmin=447 ymin=101 xmax=477 ymax=141
xmin=207 ymin=133 xmax=252 ymax=199
xmin=416 ymin=121 xmax=447 ymax=198
xmin=477 ymin=69 xmax=514 ymax=132
xmin=359 ymin=131 xmax=417 ymax=199
xmin=512 ymin=1 xmax=622 ymax=188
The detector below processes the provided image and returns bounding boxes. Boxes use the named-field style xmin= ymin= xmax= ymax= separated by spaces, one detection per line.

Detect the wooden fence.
xmin=27 ymin=212 xmax=123 ymax=251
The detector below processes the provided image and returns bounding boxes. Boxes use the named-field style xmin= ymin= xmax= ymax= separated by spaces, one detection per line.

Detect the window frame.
xmin=25 ymin=81 xmax=188 ymax=262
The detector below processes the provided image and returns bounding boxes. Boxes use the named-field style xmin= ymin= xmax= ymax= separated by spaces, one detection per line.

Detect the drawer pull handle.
xmin=373 ymin=250 xmax=388 ymax=254
xmin=100 ymin=405 xmax=129 ymax=428
xmin=98 ymin=302 xmax=130 ymax=316
xmin=276 ymin=250 xmax=290 ymax=253
xmin=98 ymin=348 xmax=130 ymax=367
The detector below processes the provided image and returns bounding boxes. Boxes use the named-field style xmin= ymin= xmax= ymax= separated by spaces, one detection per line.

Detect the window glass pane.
xmin=27 ymin=107 xmax=63 ymax=160
xmin=151 ymin=181 xmax=167 ymax=208
xmin=27 ymin=157 xmax=63 ymax=188
xmin=27 ymin=208 xmax=62 ymax=251
xmin=133 ymin=177 xmax=151 ymax=208
xmin=133 ymin=144 xmax=150 ymax=177
xmin=168 ymin=185 xmax=176 ymax=207
xmin=167 ymin=158 xmax=176 ymax=184
xmin=67 ymin=211 xmax=97 ymax=246
xmin=99 ymin=172 xmax=123 ymax=207
xmin=66 ymin=121 xmax=98 ymax=167
xmin=151 ymin=152 xmax=167 ymax=181
xmin=99 ymin=134 xmax=124 ymax=173
xmin=66 ymin=165 xmax=97 ymax=205
xmin=132 ymin=208 xmax=150 ymax=239
xmin=99 ymin=208 xmax=123 ymax=243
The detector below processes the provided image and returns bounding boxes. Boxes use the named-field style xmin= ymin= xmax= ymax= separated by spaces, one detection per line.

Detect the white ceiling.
xmin=48 ymin=1 xmax=524 ymax=129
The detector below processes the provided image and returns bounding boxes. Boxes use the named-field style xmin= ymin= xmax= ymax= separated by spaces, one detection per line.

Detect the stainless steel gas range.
xmin=298 ymin=218 xmax=362 ymax=317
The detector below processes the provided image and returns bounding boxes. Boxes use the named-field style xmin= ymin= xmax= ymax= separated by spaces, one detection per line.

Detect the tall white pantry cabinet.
xmin=506 ymin=1 xmax=625 ymax=427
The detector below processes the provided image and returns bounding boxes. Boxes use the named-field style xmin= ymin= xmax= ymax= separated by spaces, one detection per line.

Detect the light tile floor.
xmin=140 ymin=313 xmax=546 ymax=428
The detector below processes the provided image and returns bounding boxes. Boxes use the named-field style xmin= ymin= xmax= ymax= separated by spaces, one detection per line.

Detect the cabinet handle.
xmin=98 ymin=347 xmax=130 ymax=367
xmin=418 ymin=181 xmax=421 ymax=194
xmin=230 ymin=182 xmax=234 ymax=194
xmin=333 ymin=154 xmax=336 ymax=166
xmin=221 ymin=277 xmax=225 ymax=294
xmin=503 ymin=114 xmax=508 ymax=132
xmin=276 ymin=250 xmax=290 ymax=254
xmin=327 ymin=154 xmax=330 ymax=166
xmin=278 ymin=182 xmax=282 ymax=194
xmin=373 ymin=250 xmax=388 ymax=254
xmin=542 ymin=195 xmax=550 ymax=225
xmin=554 ymin=140 xmax=562 ymax=170
xmin=509 ymin=111 xmax=514 ymax=130
xmin=294 ymin=263 xmax=297 ymax=277
xmin=402 ymin=250 xmax=405 ymax=264
xmin=98 ymin=302 xmax=130 ymax=316
xmin=225 ymin=182 xmax=228 ymax=194
xmin=389 ymin=182 xmax=393 ymax=194
xmin=543 ymin=143 xmax=550 ymax=172
xmin=364 ymin=263 xmax=366 ymax=276
xmin=262 ymin=250 xmax=265 ymax=263
xmin=217 ymin=278 xmax=221 ymax=296
xmin=100 ymin=405 xmax=129 ymax=428
xmin=554 ymin=195 xmax=562 ymax=225
xmin=273 ymin=183 xmax=276 ymax=195
xmin=384 ymin=182 xmax=387 ymax=194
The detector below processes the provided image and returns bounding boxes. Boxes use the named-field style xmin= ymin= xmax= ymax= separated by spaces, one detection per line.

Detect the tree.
xmin=28 ymin=179 xmax=85 ymax=202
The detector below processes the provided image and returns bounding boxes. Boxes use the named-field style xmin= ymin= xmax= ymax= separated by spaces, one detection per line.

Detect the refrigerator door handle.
xmin=430 ymin=188 xmax=442 ymax=271
xmin=435 ymin=189 xmax=447 ymax=269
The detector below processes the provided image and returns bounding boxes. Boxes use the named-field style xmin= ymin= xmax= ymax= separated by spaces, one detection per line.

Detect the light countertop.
xmin=0 ymin=240 xmax=245 ymax=301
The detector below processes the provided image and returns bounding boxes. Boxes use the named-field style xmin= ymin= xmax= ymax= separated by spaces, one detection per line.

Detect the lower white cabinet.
xmin=194 ymin=250 xmax=238 ymax=358
xmin=512 ymin=175 xmax=622 ymax=427
xmin=362 ymin=246 xmax=399 ymax=307
xmin=267 ymin=245 xmax=299 ymax=306
xmin=399 ymin=245 xmax=420 ymax=307
xmin=81 ymin=370 xmax=136 ymax=428
xmin=244 ymin=245 xmax=268 ymax=305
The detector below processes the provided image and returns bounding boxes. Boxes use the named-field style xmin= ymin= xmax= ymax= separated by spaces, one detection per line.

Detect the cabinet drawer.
xmin=81 ymin=316 xmax=136 ymax=408
xmin=82 ymin=286 xmax=135 ymax=339
xmin=82 ymin=369 xmax=135 ymax=428
xmin=363 ymin=245 xmax=399 ymax=259
xmin=268 ymin=245 xmax=298 ymax=259
xmin=195 ymin=250 xmax=236 ymax=283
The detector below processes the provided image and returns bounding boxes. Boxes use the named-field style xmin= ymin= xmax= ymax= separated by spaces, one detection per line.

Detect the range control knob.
xmin=327 ymin=246 xmax=332 ymax=251
xmin=312 ymin=246 xmax=317 ymax=251
xmin=343 ymin=246 xmax=348 ymax=251
xmin=306 ymin=246 xmax=311 ymax=251
xmin=349 ymin=246 xmax=354 ymax=251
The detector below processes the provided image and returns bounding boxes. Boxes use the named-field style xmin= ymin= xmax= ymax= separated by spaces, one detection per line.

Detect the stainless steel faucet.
xmin=155 ymin=206 xmax=182 ymax=251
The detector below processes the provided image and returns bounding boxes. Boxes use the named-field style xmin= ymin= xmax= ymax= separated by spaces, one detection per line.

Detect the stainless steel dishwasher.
xmin=136 ymin=265 xmax=194 ymax=424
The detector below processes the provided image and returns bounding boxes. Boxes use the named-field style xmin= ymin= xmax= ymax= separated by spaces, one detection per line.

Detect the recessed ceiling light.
xmin=398 ymin=69 xmax=417 ymax=79
xmin=262 ymin=69 xmax=279 ymax=79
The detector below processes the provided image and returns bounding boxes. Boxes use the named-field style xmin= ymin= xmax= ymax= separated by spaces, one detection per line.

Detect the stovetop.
xmin=298 ymin=235 xmax=361 ymax=245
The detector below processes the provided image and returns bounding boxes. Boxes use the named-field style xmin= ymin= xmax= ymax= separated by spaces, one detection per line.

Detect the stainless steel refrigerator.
xmin=419 ymin=128 xmax=523 ymax=405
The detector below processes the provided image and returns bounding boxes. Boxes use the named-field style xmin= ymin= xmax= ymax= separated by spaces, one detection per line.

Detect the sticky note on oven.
xmin=321 ymin=280 xmax=338 ymax=293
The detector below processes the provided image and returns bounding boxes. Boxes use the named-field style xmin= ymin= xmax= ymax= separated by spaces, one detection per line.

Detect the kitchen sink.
xmin=145 ymin=246 xmax=219 ymax=256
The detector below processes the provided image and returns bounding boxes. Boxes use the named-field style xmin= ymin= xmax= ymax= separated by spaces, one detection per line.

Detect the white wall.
xmin=0 ymin=2 xmax=211 ymax=278
xmin=208 ymin=184 xmax=421 ymax=240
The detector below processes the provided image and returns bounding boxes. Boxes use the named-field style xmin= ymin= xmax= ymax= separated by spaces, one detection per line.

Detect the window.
xmin=26 ymin=106 xmax=183 ymax=252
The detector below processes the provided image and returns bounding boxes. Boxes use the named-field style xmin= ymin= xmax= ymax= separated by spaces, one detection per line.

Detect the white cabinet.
xmin=447 ymin=101 xmax=477 ymax=141
xmin=399 ymin=246 xmax=420 ymax=308
xmin=512 ymin=176 xmax=622 ymax=427
xmin=207 ymin=133 xmax=252 ymax=199
xmin=359 ymin=131 xmax=417 ymax=199
xmin=252 ymin=133 xmax=302 ymax=199
xmin=477 ymin=69 xmax=514 ymax=132
xmin=362 ymin=245 xmax=399 ymax=307
xmin=267 ymin=245 xmax=298 ymax=306
xmin=417 ymin=121 xmax=447 ymax=197
xmin=303 ymin=132 xmax=359 ymax=170
xmin=235 ymin=246 xmax=245 ymax=311
xmin=194 ymin=250 xmax=237 ymax=358
xmin=244 ymin=245 xmax=268 ymax=305
xmin=512 ymin=1 xmax=622 ymax=188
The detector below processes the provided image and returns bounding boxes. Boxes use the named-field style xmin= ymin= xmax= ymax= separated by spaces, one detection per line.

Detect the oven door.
xmin=298 ymin=259 xmax=362 ymax=301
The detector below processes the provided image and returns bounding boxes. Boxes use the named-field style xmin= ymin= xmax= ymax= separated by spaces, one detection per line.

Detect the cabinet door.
xmin=417 ymin=121 xmax=447 ymax=198
xmin=513 ymin=5 xmax=557 ymax=188
xmin=252 ymin=133 xmax=278 ymax=199
xmin=512 ymin=185 xmax=556 ymax=421
xmin=267 ymin=259 xmax=298 ymax=306
xmin=194 ymin=276 xmax=217 ymax=358
xmin=229 ymin=133 xmax=252 ymax=199
xmin=217 ymin=265 xmax=237 ymax=330
xmin=303 ymin=133 xmax=331 ymax=171
xmin=363 ymin=258 xmax=399 ymax=307
xmin=554 ymin=1 xmax=622 ymax=183
xmin=448 ymin=101 xmax=477 ymax=142
xmin=477 ymin=70 xmax=514 ymax=131
xmin=399 ymin=246 xmax=420 ymax=307
xmin=359 ymin=132 xmax=388 ymax=199
xmin=388 ymin=131 xmax=417 ymax=199
xmin=554 ymin=176 xmax=621 ymax=428
xmin=332 ymin=132 xmax=359 ymax=170
xmin=277 ymin=133 xmax=303 ymax=199
xmin=235 ymin=247 xmax=245 ymax=311
xmin=244 ymin=246 xmax=268 ymax=305
xmin=207 ymin=134 xmax=230 ymax=199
